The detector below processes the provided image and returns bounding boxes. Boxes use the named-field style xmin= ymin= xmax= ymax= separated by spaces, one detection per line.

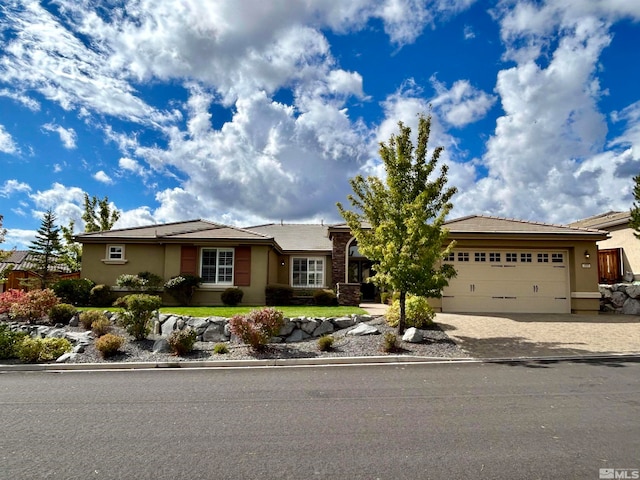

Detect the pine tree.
xmin=337 ymin=114 xmax=457 ymax=333
xmin=29 ymin=209 xmax=64 ymax=288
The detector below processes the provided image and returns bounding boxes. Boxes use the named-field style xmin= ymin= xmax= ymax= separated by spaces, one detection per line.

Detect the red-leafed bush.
xmin=228 ymin=307 xmax=284 ymax=352
xmin=9 ymin=289 xmax=59 ymax=324
xmin=0 ymin=289 xmax=27 ymax=314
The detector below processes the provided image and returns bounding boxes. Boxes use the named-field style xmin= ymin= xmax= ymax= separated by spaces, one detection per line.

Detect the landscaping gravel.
xmin=56 ymin=316 xmax=468 ymax=364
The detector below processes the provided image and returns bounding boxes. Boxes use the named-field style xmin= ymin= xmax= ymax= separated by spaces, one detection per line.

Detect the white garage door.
xmin=441 ymin=249 xmax=570 ymax=314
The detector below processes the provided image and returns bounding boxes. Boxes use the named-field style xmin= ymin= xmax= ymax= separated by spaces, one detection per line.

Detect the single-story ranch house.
xmin=76 ymin=215 xmax=608 ymax=314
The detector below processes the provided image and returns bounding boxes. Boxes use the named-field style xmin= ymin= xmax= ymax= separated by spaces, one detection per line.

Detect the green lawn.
xmin=79 ymin=305 xmax=367 ymax=318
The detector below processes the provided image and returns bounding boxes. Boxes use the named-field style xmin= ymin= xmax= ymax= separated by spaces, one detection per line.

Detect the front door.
xmin=598 ymin=248 xmax=621 ymax=284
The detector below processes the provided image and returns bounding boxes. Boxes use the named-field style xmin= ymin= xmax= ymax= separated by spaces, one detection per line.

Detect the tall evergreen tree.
xmin=337 ymin=114 xmax=457 ymax=334
xmin=82 ymin=194 xmax=121 ymax=232
xmin=630 ymin=174 xmax=640 ymax=238
xmin=29 ymin=209 xmax=64 ymax=288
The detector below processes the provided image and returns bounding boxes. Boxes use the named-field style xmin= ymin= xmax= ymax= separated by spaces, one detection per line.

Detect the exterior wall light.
xmin=584 ymin=250 xmax=590 ymax=259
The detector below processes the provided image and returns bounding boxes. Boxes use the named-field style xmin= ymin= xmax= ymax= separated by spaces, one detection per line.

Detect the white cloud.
xmin=118 ymin=157 xmax=146 ymax=176
xmin=0 ymin=88 xmax=40 ymax=111
xmin=430 ymin=77 xmax=497 ymax=127
xmin=0 ymin=179 xmax=31 ymax=197
xmin=0 ymin=125 xmax=18 ymax=154
xmin=0 ymin=228 xmax=37 ymax=250
xmin=42 ymin=123 xmax=77 ymax=149
xmin=93 ymin=171 xmax=114 ymax=184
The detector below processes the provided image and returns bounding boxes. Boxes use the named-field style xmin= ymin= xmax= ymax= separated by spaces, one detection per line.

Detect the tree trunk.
xmin=397 ymin=290 xmax=406 ymax=335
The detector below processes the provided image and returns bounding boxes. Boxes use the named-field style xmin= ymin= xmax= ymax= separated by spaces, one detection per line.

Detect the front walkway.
xmin=436 ymin=312 xmax=640 ymax=358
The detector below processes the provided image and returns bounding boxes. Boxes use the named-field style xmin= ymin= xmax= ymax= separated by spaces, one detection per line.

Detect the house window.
xmin=537 ymin=253 xmax=549 ymax=263
xmin=506 ymin=253 xmax=517 ymax=262
xmin=292 ymin=257 xmax=324 ymax=287
xmin=107 ymin=245 xmax=124 ymax=260
xmin=444 ymin=252 xmax=455 ymax=262
xmin=520 ymin=253 xmax=532 ymax=263
xmin=201 ymin=248 xmax=234 ymax=284
xmin=475 ymin=252 xmax=486 ymax=262
xmin=552 ymin=253 xmax=564 ymax=263
xmin=457 ymin=252 xmax=469 ymax=262
xmin=489 ymin=252 xmax=501 ymax=262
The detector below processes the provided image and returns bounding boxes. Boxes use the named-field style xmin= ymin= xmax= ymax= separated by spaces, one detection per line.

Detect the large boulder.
xmin=622 ymin=298 xmax=640 ymax=315
xmin=299 ymin=318 xmax=319 ymax=335
xmin=161 ymin=316 xmax=179 ymax=336
xmin=312 ymin=320 xmax=334 ymax=337
xmin=285 ymin=329 xmax=310 ymax=343
xmin=625 ymin=285 xmax=640 ymax=299
xmin=611 ymin=291 xmax=627 ymax=308
xmin=202 ymin=322 xmax=228 ymax=342
xmin=402 ymin=327 xmax=423 ymax=343
xmin=332 ymin=316 xmax=357 ymax=329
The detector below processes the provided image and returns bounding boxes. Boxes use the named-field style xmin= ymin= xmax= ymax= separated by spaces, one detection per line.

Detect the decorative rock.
xmin=46 ymin=328 xmax=67 ymax=339
xmin=56 ymin=352 xmax=78 ymax=363
xmin=312 ymin=320 xmax=334 ymax=337
xmin=347 ymin=323 xmax=379 ymax=336
xmin=278 ymin=318 xmax=296 ymax=336
xmin=625 ymin=284 xmax=640 ymax=299
xmin=202 ymin=323 xmax=228 ymax=342
xmin=65 ymin=331 xmax=93 ymax=345
xmin=72 ymin=344 xmax=85 ymax=354
xmin=333 ymin=316 xmax=357 ymax=329
xmin=622 ymin=297 xmax=640 ymax=315
xmin=285 ymin=329 xmax=310 ymax=343
xmin=161 ymin=316 xmax=178 ymax=336
xmin=153 ymin=338 xmax=171 ymax=353
xmin=402 ymin=327 xmax=423 ymax=343
xmin=299 ymin=318 xmax=319 ymax=334
xmin=611 ymin=291 xmax=627 ymax=308
xmin=176 ymin=318 xmax=186 ymax=330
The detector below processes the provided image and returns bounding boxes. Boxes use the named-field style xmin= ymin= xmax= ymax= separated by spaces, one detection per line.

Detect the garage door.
xmin=441 ymin=249 xmax=570 ymax=314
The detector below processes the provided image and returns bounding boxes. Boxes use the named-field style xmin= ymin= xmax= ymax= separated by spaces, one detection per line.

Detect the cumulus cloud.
xmin=1 ymin=179 xmax=31 ymax=197
xmin=0 ymin=125 xmax=18 ymax=154
xmin=42 ymin=123 xmax=77 ymax=149
xmin=93 ymin=171 xmax=114 ymax=184
xmin=430 ymin=77 xmax=497 ymax=127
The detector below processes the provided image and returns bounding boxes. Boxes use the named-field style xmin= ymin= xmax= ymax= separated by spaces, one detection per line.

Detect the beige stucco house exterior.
xmin=569 ymin=211 xmax=639 ymax=284
xmin=77 ymin=215 xmax=608 ymax=314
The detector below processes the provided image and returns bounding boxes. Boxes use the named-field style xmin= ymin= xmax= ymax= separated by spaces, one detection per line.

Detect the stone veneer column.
xmin=331 ymin=231 xmax=352 ymax=288
xmin=336 ymin=283 xmax=361 ymax=306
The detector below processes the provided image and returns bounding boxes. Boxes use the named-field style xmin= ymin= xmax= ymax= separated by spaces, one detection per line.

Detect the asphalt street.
xmin=1 ymin=359 xmax=638 ymax=479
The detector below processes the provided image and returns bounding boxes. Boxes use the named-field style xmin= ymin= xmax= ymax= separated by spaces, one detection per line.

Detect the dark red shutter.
xmin=234 ymin=246 xmax=251 ymax=286
xmin=180 ymin=246 xmax=198 ymax=276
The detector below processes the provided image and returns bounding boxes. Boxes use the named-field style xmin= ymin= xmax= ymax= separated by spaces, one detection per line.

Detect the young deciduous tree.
xmin=337 ymin=114 xmax=457 ymax=334
xmin=59 ymin=219 xmax=82 ymax=272
xmin=630 ymin=174 xmax=640 ymax=238
xmin=82 ymin=194 xmax=121 ymax=232
xmin=29 ymin=209 xmax=64 ymax=288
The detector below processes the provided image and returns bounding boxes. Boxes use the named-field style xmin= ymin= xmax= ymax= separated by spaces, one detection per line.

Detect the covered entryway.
xmin=441 ymin=249 xmax=570 ymax=314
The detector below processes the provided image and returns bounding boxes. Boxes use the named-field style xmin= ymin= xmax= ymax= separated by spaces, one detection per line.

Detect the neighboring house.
xmin=77 ymin=215 xmax=608 ymax=314
xmin=569 ymin=211 xmax=638 ymax=284
xmin=0 ymin=250 xmax=79 ymax=292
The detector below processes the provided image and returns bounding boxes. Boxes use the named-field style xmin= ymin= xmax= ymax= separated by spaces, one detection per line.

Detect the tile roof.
xmin=568 ymin=211 xmax=630 ymax=229
xmin=443 ymin=215 xmax=608 ymax=236
xmin=0 ymin=250 xmax=75 ymax=273
xmin=76 ymin=219 xmax=274 ymax=243
xmin=247 ymin=223 xmax=333 ymax=252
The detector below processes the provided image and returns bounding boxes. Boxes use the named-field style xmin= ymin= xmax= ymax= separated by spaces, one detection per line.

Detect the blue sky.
xmin=1 ymin=0 xmax=640 ymax=250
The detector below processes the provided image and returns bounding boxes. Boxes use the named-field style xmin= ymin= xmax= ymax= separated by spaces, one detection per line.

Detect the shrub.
xmin=382 ymin=332 xmax=400 ymax=353
xmin=95 ymin=333 xmax=126 ymax=358
xmin=212 ymin=343 xmax=229 ymax=355
xmin=167 ymin=328 xmax=197 ymax=356
xmin=49 ymin=303 xmax=77 ymax=325
xmin=116 ymin=274 xmax=148 ymax=290
xmin=164 ymin=275 xmax=201 ymax=306
xmin=313 ymin=289 xmax=338 ymax=306
xmin=9 ymin=289 xmax=59 ymax=324
xmin=0 ymin=289 xmax=27 ymax=314
xmin=79 ymin=310 xmax=108 ymax=330
xmin=221 ymin=287 xmax=244 ymax=306
xmin=0 ymin=324 xmax=28 ymax=359
xmin=91 ymin=317 xmax=112 ymax=337
xmin=228 ymin=307 xmax=284 ymax=352
xmin=52 ymin=278 xmax=95 ymax=306
xmin=15 ymin=337 xmax=72 ymax=363
xmin=114 ymin=294 xmax=162 ymax=340
xmin=317 ymin=335 xmax=334 ymax=352
xmin=385 ymin=295 xmax=435 ymax=329
xmin=90 ymin=284 xmax=114 ymax=308
xmin=138 ymin=271 xmax=164 ymax=289
xmin=265 ymin=284 xmax=293 ymax=306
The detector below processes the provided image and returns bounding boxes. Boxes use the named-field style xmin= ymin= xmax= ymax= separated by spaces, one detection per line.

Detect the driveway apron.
xmin=435 ymin=312 xmax=640 ymax=359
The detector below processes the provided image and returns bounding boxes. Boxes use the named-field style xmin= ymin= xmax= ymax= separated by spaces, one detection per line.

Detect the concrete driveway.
xmin=435 ymin=312 xmax=640 ymax=359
